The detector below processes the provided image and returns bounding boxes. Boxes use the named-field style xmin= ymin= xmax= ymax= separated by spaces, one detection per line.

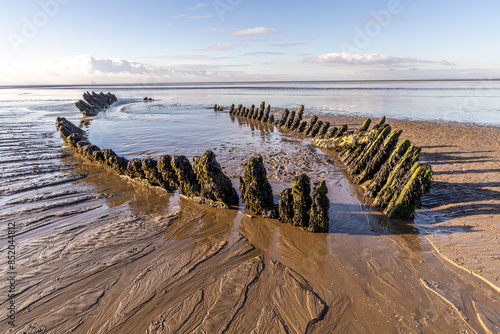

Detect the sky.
xmin=1 ymin=0 xmax=500 ymax=85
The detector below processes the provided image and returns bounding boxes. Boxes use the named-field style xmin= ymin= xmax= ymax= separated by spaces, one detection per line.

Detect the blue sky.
xmin=1 ymin=0 xmax=499 ymax=84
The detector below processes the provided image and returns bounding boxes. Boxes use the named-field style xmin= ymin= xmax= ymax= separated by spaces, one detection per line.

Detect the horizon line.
xmin=1 ymin=78 xmax=499 ymax=89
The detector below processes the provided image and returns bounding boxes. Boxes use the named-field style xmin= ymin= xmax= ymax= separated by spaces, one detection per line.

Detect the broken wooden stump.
xmin=127 ymin=158 xmax=145 ymax=179
xmin=142 ymin=158 xmax=164 ymax=186
xmin=308 ymin=120 xmax=323 ymax=138
xmin=171 ymin=155 xmax=201 ymax=198
xmin=239 ymin=156 xmax=277 ymax=218
xmin=278 ymin=109 xmax=290 ymax=127
xmin=304 ymin=116 xmax=318 ymax=136
xmin=290 ymin=105 xmax=304 ymax=131
xmin=292 ymin=174 xmax=312 ymax=227
xmin=192 ymin=150 xmax=239 ymax=207
xmin=309 ymin=181 xmax=329 ymax=233
xmin=297 ymin=121 xmax=307 ymax=133
xmin=284 ymin=110 xmax=296 ymax=129
xmin=325 ymin=126 xmax=338 ymax=139
xmin=317 ymin=121 xmax=330 ymax=138
xmin=157 ymin=155 xmax=178 ymax=191
xmin=356 ymin=118 xmax=372 ymax=133
xmin=278 ymin=188 xmax=294 ymax=224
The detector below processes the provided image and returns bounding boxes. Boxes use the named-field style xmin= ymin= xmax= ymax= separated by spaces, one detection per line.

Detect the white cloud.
xmin=187 ymin=2 xmax=208 ymax=10
xmin=89 ymin=56 xmax=153 ymax=75
xmin=232 ymin=37 xmax=268 ymax=42
xmin=171 ymin=3 xmax=212 ymax=19
xmin=273 ymin=42 xmax=308 ymax=47
xmin=244 ymin=52 xmax=284 ymax=56
xmin=306 ymin=52 xmax=445 ymax=66
xmin=229 ymin=27 xmax=283 ymax=36
xmin=440 ymin=60 xmax=455 ymax=66
xmin=146 ymin=54 xmax=234 ymax=61
xmin=195 ymin=43 xmax=237 ymax=52
xmin=0 ymin=54 xmax=244 ymax=85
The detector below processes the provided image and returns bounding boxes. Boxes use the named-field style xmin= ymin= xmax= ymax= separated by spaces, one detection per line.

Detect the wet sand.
xmin=1 ymin=107 xmax=499 ymax=333
xmin=312 ymin=113 xmax=500 ymax=293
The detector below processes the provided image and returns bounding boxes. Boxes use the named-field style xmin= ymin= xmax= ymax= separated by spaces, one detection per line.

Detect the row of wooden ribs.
xmin=56 ymin=115 xmax=330 ymax=232
xmin=222 ymin=102 xmax=432 ymax=219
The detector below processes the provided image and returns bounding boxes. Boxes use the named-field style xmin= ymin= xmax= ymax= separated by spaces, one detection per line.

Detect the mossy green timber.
xmin=385 ymin=164 xmax=433 ymax=218
xmin=292 ymin=174 xmax=312 ymax=227
xmin=309 ymin=181 xmax=329 ymax=233
xmin=357 ymin=118 xmax=372 ymax=132
xmin=374 ymin=146 xmax=421 ymax=208
xmin=171 ymin=155 xmax=201 ymax=197
xmin=348 ymin=125 xmax=391 ymax=175
xmin=278 ymin=188 xmax=294 ymax=224
xmin=192 ymin=150 xmax=239 ymax=207
xmin=364 ymin=139 xmax=411 ymax=197
xmin=239 ymin=156 xmax=277 ymax=218
xmin=354 ymin=129 xmax=402 ymax=184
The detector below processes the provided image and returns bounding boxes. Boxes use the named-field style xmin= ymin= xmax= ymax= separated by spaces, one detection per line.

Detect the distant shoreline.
xmin=1 ymin=78 xmax=500 ymax=89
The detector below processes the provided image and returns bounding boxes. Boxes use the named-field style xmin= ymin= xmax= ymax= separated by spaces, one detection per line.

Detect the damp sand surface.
xmin=312 ymin=112 xmax=500 ymax=293
xmin=1 ymin=99 xmax=500 ymax=333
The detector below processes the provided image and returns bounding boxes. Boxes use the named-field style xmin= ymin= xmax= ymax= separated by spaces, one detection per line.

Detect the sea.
xmin=1 ymin=80 xmax=499 ymax=126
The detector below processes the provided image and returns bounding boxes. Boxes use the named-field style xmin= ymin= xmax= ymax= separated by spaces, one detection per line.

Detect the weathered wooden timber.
xmin=239 ymin=156 xmax=277 ymax=218
xmin=304 ymin=116 xmax=318 ymax=136
xmin=317 ymin=121 xmax=331 ymax=138
xmin=309 ymin=181 xmax=329 ymax=233
xmin=192 ymin=150 xmax=239 ymax=207
xmin=278 ymin=188 xmax=294 ymax=225
xmin=364 ymin=139 xmax=411 ymax=197
xmin=373 ymin=146 xmax=421 ymax=209
xmin=75 ymin=91 xmax=117 ymax=116
xmin=292 ymin=174 xmax=312 ymax=227
xmin=308 ymin=120 xmax=323 ymax=138
xmin=354 ymin=129 xmax=402 ymax=185
xmin=347 ymin=125 xmax=392 ymax=175
xmin=290 ymin=105 xmax=304 ymax=131
xmin=56 ymin=117 xmax=239 ymax=209
xmin=384 ymin=163 xmax=433 ymax=218
xmin=278 ymin=109 xmax=290 ymax=127
xmin=200 ymin=99 xmax=433 ymax=220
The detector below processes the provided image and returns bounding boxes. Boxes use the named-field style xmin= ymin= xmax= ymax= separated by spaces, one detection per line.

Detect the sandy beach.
xmin=2 ymin=0 xmax=500 ymax=330
xmin=1 ymin=100 xmax=499 ymax=333
xmin=315 ymin=113 xmax=500 ymax=292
